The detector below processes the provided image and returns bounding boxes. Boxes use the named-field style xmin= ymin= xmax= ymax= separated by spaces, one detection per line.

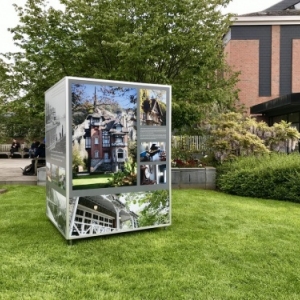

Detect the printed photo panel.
xmin=140 ymin=89 xmax=167 ymax=126
xmin=69 ymin=190 xmax=170 ymax=238
xmin=71 ymin=83 xmax=138 ymax=190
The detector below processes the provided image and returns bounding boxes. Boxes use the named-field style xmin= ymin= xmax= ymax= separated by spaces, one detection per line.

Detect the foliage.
xmin=217 ymin=152 xmax=300 ymax=202
xmin=138 ymin=190 xmax=170 ymax=227
xmin=127 ymin=140 xmax=137 ymax=162
xmin=72 ymin=147 xmax=84 ymax=172
xmin=171 ymin=135 xmax=205 ymax=167
xmin=204 ymin=112 xmax=300 ymax=163
xmin=107 ymin=157 xmax=137 ymax=187
xmin=3 ymin=185 xmax=300 ymax=299
xmin=0 ymin=0 xmax=238 ymax=138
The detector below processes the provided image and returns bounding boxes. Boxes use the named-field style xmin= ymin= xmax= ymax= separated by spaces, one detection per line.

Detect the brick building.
xmin=224 ymin=0 xmax=300 ymax=130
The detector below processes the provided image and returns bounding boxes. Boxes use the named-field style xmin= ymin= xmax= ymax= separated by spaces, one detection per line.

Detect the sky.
xmin=0 ymin=0 xmax=281 ymax=55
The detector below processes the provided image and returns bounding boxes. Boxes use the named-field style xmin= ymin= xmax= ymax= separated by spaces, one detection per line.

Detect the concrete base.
xmin=171 ymin=167 xmax=216 ymax=189
xmin=37 ymin=166 xmax=46 ymax=183
xmin=0 ymin=159 xmax=38 ymax=185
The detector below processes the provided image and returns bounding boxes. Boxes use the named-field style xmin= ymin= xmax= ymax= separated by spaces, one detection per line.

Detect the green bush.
xmin=216 ymin=152 xmax=300 ymax=202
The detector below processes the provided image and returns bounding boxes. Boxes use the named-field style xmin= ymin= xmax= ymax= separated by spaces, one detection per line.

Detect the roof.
xmin=142 ymin=98 xmax=163 ymax=116
xmin=250 ymin=93 xmax=300 ymax=115
xmin=86 ymin=113 xmax=103 ymax=119
xmin=242 ymin=10 xmax=300 ymax=16
xmin=263 ymin=0 xmax=300 ymax=11
xmin=240 ymin=0 xmax=300 ymax=16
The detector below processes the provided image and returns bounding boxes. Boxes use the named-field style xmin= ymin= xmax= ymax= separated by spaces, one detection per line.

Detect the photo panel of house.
xmin=51 ymin=163 xmax=59 ymax=184
xmin=69 ymin=190 xmax=170 ymax=238
xmin=46 ymin=162 xmax=51 ymax=181
xmin=46 ymin=186 xmax=67 ymax=237
xmin=140 ymin=89 xmax=167 ymax=126
xmin=140 ymin=164 xmax=167 ymax=185
xmin=72 ymin=83 xmax=138 ymax=190
xmin=45 ymin=95 xmax=66 ymax=154
xmin=47 ymin=162 xmax=66 ymax=190
xmin=58 ymin=167 xmax=66 ymax=190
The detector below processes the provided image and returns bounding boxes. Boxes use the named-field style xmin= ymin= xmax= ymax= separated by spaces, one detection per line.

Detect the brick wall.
xmin=271 ymin=26 xmax=280 ymax=96
xmin=227 ymin=25 xmax=283 ymax=112
xmin=228 ymin=39 xmax=259 ymax=109
xmin=292 ymin=39 xmax=300 ymax=92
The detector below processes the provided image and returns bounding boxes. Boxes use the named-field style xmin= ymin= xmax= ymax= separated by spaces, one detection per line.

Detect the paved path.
xmin=0 ymin=158 xmax=38 ymax=185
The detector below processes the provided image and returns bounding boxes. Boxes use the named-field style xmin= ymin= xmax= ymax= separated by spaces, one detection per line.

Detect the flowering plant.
xmin=171 ymin=159 xmax=205 ymax=168
xmin=171 ymin=139 xmax=205 ymax=168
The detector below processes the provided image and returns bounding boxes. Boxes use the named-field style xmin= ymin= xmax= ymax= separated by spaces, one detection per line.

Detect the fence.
xmin=172 ymin=135 xmax=209 ymax=152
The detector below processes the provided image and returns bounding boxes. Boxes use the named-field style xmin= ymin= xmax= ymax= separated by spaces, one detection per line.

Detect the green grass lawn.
xmin=72 ymin=173 xmax=113 ymax=189
xmin=1 ymin=185 xmax=300 ymax=299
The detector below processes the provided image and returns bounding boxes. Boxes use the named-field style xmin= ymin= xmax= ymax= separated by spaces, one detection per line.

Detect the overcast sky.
xmin=0 ymin=0 xmax=281 ymax=54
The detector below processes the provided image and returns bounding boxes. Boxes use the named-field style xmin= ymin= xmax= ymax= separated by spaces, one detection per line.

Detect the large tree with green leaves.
xmin=1 ymin=0 xmax=237 ymax=138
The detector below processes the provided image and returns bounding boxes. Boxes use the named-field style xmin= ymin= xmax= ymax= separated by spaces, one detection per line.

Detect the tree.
xmin=0 ymin=0 xmax=237 ymax=137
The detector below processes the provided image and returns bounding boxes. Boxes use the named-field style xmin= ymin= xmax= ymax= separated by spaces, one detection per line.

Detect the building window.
xmin=94 ymin=137 xmax=99 ymax=145
xmin=74 ymin=205 xmax=114 ymax=235
xmin=85 ymin=137 xmax=91 ymax=148
xmin=271 ymin=115 xmax=287 ymax=126
xmin=91 ymin=118 xmax=100 ymax=125
xmin=116 ymin=124 xmax=122 ymax=132
xmin=117 ymin=149 xmax=124 ymax=159
xmin=95 ymin=150 xmax=99 ymax=158
xmin=289 ymin=112 xmax=300 ymax=123
xmin=102 ymin=131 xmax=110 ymax=147
xmin=116 ymin=136 xmax=123 ymax=144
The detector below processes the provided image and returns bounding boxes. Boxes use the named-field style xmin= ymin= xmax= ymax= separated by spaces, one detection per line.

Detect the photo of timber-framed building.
xmin=70 ymin=194 xmax=139 ymax=237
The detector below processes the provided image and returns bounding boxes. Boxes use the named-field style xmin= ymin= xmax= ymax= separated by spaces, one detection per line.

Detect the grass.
xmin=72 ymin=173 xmax=113 ymax=189
xmin=1 ymin=185 xmax=300 ymax=299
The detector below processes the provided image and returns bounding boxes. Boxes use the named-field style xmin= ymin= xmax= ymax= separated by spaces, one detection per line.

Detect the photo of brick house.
xmin=84 ymin=112 xmax=130 ymax=173
xmin=225 ymin=0 xmax=300 ymax=130
xmin=71 ymin=84 xmax=137 ymax=175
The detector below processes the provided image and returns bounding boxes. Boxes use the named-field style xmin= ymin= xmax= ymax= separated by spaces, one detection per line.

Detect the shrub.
xmin=72 ymin=148 xmax=84 ymax=173
xmin=203 ymin=112 xmax=300 ymax=163
xmin=216 ymin=152 xmax=300 ymax=203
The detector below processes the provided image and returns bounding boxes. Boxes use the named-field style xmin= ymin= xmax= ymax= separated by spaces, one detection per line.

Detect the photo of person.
xmin=140 ymin=142 xmax=166 ymax=162
xmin=140 ymin=164 xmax=167 ymax=185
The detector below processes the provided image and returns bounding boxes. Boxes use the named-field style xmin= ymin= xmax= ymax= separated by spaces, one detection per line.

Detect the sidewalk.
xmin=0 ymin=158 xmax=39 ymax=185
